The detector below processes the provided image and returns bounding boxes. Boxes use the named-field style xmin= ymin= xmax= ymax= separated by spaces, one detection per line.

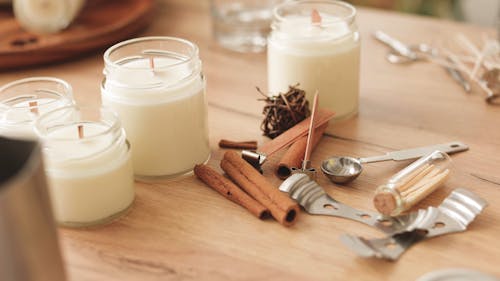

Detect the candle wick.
xmin=311 ymin=9 xmax=322 ymax=26
xmin=28 ymin=101 xmax=39 ymax=115
xmin=149 ymin=57 xmax=155 ymax=73
xmin=78 ymin=124 xmax=84 ymax=139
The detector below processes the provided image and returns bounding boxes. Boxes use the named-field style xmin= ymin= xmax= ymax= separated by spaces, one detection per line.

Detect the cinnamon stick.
xmin=194 ymin=164 xmax=269 ymax=219
xmin=220 ymin=151 xmax=300 ymax=227
xmin=219 ymin=139 xmax=258 ymax=150
xmin=277 ymin=123 xmax=328 ymax=179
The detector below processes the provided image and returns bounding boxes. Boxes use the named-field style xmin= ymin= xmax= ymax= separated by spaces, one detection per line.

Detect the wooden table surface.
xmin=2 ymin=1 xmax=500 ymax=280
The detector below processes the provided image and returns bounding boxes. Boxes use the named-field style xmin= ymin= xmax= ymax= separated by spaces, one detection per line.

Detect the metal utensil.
xmin=341 ymin=188 xmax=487 ymax=261
xmin=445 ymin=57 xmax=472 ymax=93
xmin=280 ymin=173 xmax=427 ymax=235
xmin=321 ymin=142 xmax=468 ymax=184
xmin=0 ymin=136 xmax=66 ymax=281
xmin=373 ymin=30 xmax=419 ymax=61
xmin=374 ymin=31 xmax=471 ymax=93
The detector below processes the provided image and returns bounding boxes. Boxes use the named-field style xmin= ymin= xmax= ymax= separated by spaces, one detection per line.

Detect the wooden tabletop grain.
xmin=2 ymin=1 xmax=499 ymax=280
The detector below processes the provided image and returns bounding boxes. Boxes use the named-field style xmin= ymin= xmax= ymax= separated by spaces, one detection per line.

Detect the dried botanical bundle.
xmin=258 ymin=85 xmax=310 ymax=139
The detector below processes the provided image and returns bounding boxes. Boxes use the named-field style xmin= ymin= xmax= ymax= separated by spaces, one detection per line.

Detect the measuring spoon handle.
xmin=359 ymin=142 xmax=469 ymax=164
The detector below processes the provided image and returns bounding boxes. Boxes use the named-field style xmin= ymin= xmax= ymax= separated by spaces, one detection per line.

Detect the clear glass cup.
xmin=210 ymin=0 xmax=285 ymax=53
xmin=0 ymin=77 xmax=74 ymax=140
xmin=35 ymin=105 xmax=135 ymax=227
xmin=101 ymin=37 xmax=210 ymax=178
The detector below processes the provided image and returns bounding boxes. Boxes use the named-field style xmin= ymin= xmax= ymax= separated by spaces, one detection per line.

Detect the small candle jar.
xmin=0 ymin=77 xmax=74 ymax=140
xmin=35 ymin=105 xmax=135 ymax=227
xmin=101 ymin=37 xmax=210 ymax=178
xmin=267 ymin=0 xmax=360 ymax=121
xmin=373 ymin=151 xmax=451 ymax=216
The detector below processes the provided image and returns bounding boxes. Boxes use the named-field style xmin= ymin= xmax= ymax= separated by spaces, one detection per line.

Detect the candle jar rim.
xmin=103 ymin=36 xmax=200 ymax=71
xmin=0 ymin=77 xmax=73 ymax=111
xmin=273 ymin=0 xmax=357 ymax=26
xmin=34 ymin=105 xmax=122 ymax=143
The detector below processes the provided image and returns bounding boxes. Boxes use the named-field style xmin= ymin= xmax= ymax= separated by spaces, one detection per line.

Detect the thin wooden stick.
xmin=303 ymin=91 xmax=319 ymax=169
xmin=396 ymin=164 xmax=433 ymax=193
xmin=404 ymin=169 xmax=450 ymax=206
xmin=400 ymin=167 xmax=441 ymax=197
xmin=28 ymin=101 xmax=38 ymax=114
xmin=445 ymin=48 xmax=496 ymax=97
xmin=471 ymin=44 xmax=488 ymax=78
xmin=456 ymin=33 xmax=481 ymax=57
xmin=78 ymin=124 xmax=84 ymax=139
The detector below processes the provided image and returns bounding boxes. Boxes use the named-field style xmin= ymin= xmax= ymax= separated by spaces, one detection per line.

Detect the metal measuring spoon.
xmin=321 ymin=142 xmax=468 ymax=184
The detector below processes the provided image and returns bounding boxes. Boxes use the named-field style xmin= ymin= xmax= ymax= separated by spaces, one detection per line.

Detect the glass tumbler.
xmin=210 ymin=0 xmax=285 ymax=53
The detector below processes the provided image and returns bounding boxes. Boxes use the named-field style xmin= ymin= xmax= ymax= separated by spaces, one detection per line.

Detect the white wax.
xmin=102 ymin=57 xmax=210 ymax=177
xmin=0 ymin=97 xmax=70 ymax=139
xmin=268 ymin=14 xmax=360 ymax=120
xmin=44 ymin=123 xmax=135 ymax=226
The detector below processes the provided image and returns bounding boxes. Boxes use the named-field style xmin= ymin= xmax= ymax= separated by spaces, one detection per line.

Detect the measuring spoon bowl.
xmin=321 ymin=156 xmax=363 ymax=184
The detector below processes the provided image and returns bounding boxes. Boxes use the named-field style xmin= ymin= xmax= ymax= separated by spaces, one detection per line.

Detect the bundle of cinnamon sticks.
xmin=195 ymin=150 xmax=300 ymax=227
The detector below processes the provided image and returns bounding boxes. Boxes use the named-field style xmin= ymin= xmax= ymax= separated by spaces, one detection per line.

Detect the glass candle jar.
xmin=35 ymin=106 xmax=135 ymax=227
xmin=267 ymin=0 xmax=360 ymax=121
xmin=373 ymin=151 xmax=451 ymax=216
xmin=101 ymin=37 xmax=210 ymax=178
xmin=0 ymin=77 xmax=74 ymax=140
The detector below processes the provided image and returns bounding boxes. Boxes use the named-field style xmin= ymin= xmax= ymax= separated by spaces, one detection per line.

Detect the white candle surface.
xmin=0 ymin=96 xmax=70 ymax=139
xmin=43 ymin=123 xmax=135 ymax=226
xmin=268 ymin=14 xmax=360 ymax=120
xmin=102 ymin=57 xmax=210 ymax=177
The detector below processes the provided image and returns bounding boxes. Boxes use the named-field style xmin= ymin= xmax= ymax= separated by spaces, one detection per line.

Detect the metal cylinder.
xmin=0 ymin=136 xmax=65 ymax=281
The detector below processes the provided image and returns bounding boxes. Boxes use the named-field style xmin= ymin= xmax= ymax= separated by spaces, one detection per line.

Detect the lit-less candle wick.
xmin=311 ymin=9 xmax=322 ymax=26
xmin=149 ymin=57 xmax=155 ymax=73
xmin=29 ymin=101 xmax=39 ymax=115
xmin=78 ymin=124 xmax=84 ymax=139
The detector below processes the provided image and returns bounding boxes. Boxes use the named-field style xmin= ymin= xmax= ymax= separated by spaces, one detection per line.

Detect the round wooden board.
xmin=0 ymin=0 xmax=154 ymax=71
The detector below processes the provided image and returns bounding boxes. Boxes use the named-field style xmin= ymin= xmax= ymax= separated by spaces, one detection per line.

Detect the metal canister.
xmin=0 ymin=136 xmax=65 ymax=281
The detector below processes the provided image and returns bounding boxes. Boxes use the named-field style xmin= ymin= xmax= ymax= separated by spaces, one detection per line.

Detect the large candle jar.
xmin=35 ymin=106 xmax=135 ymax=227
xmin=267 ymin=0 xmax=360 ymax=121
xmin=101 ymin=37 xmax=210 ymax=178
xmin=0 ymin=77 xmax=74 ymax=140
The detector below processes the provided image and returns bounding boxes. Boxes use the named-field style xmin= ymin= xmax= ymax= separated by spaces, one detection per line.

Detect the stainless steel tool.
xmin=340 ymin=188 xmax=487 ymax=261
xmin=321 ymin=142 xmax=468 ymax=184
xmin=373 ymin=30 xmax=471 ymax=93
xmin=0 ymin=136 xmax=66 ymax=281
xmin=280 ymin=173 xmax=428 ymax=235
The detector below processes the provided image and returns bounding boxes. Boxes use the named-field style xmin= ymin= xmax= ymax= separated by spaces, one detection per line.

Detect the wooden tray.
xmin=0 ymin=0 xmax=154 ymax=71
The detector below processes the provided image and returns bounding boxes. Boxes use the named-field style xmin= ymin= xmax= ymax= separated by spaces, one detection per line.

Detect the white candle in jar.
xmin=36 ymin=107 xmax=135 ymax=227
xmin=268 ymin=1 xmax=360 ymax=120
xmin=0 ymin=77 xmax=73 ymax=139
xmin=101 ymin=37 xmax=210 ymax=178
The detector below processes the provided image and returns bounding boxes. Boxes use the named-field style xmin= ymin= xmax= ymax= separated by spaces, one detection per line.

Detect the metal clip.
xmin=241 ymin=150 xmax=266 ymax=173
xmin=340 ymin=188 xmax=487 ymax=261
xmin=279 ymin=173 xmax=422 ymax=235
